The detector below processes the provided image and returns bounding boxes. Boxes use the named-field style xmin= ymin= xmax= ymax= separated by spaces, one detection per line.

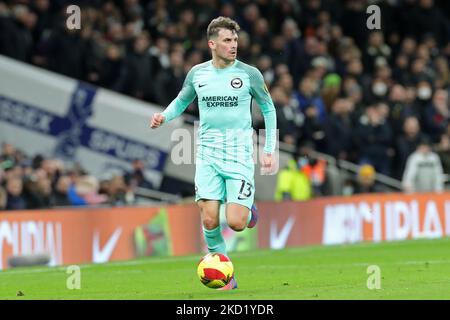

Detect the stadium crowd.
xmin=0 ymin=142 xmax=151 ymax=210
xmin=1 ymin=0 xmax=450 ymax=208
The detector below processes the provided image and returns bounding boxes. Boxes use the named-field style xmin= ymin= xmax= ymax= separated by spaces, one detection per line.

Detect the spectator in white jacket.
xmin=402 ymin=137 xmax=444 ymax=193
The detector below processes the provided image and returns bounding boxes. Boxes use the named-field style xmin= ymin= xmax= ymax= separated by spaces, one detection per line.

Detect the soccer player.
xmin=150 ymin=16 xmax=277 ymax=290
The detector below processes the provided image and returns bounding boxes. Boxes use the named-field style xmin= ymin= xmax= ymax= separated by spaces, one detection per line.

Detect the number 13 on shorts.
xmin=227 ymin=179 xmax=254 ymax=209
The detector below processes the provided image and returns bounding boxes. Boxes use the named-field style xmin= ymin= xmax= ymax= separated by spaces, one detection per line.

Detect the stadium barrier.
xmin=1 ymin=192 xmax=450 ymax=270
xmin=0 ymin=54 xmax=181 ymax=189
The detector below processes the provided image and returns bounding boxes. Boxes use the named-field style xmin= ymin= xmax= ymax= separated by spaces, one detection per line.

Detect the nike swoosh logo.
xmin=237 ymin=195 xmax=248 ymax=200
xmin=270 ymin=216 xmax=295 ymax=249
xmin=199 ymin=84 xmax=207 ymax=87
xmin=92 ymin=227 xmax=122 ymax=263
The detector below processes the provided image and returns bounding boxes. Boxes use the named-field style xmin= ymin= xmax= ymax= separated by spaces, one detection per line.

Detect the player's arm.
xmin=249 ymin=68 xmax=277 ymax=154
xmin=150 ymin=68 xmax=197 ymax=129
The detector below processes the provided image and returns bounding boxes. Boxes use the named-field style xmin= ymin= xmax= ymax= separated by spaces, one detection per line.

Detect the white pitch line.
xmin=1 ymin=259 xmax=449 ymax=276
xmin=0 ymin=256 xmax=202 ymax=275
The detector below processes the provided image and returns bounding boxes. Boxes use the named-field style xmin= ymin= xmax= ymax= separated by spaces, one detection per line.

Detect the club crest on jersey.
xmin=231 ymin=78 xmax=243 ymax=89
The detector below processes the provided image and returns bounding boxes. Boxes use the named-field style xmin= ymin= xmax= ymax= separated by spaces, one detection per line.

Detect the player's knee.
xmin=227 ymin=216 xmax=247 ymax=232
xmin=202 ymin=215 xmax=219 ymax=230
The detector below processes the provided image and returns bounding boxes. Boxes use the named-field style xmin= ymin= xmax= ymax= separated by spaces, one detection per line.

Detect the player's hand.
xmin=150 ymin=113 xmax=165 ymax=129
xmin=261 ymin=153 xmax=277 ymax=175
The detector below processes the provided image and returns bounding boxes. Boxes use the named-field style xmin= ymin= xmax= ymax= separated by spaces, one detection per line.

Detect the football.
xmin=197 ymin=253 xmax=234 ymax=289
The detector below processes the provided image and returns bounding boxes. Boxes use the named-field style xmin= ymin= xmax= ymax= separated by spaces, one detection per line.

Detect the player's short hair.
xmin=207 ymin=16 xmax=240 ymax=39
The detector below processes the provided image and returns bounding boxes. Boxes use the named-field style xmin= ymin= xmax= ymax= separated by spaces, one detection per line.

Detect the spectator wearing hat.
xmin=342 ymin=164 xmax=387 ymax=195
xmin=321 ymin=73 xmax=342 ymax=112
xmin=354 ymin=164 xmax=386 ymax=194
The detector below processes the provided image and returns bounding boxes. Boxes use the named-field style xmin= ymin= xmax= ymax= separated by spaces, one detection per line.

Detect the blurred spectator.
xmin=395 ymin=116 xmax=429 ymax=179
xmin=0 ymin=141 xmax=137 ymax=210
xmin=0 ymin=4 xmax=37 ymax=62
xmin=325 ymin=98 xmax=354 ymax=160
xmin=272 ymin=86 xmax=304 ymax=146
xmin=281 ymin=18 xmax=305 ymax=86
xmin=148 ymin=36 xmax=170 ymax=78
xmin=363 ymin=31 xmax=391 ymax=75
xmin=409 ymin=0 xmax=450 ymax=46
xmin=296 ymin=77 xmax=327 ymax=122
xmin=44 ymin=17 xmax=96 ymax=80
xmin=52 ymin=175 xmax=72 ymax=206
xmin=298 ymin=144 xmax=328 ymax=197
xmin=99 ymin=44 xmax=126 ymax=91
xmin=342 ymin=76 xmax=364 ymax=114
xmin=276 ymin=73 xmax=296 ymax=104
xmin=301 ymin=104 xmax=326 ymax=152
xmin=434 ymin=55 xmax=450 ymax=89
xmin=103 ymin=174 xmax=135 ymax=206
xmin=274 ymin=158 xmax=311 ymax=201
xmin=154 ymin=50 xmax=185 ymax=106
xmin=321 ymin=73 xmax=341 ymax=112
xmin=0 ymin=143 xmax=17 ymax=165
xmin=0 ymin=185 xmax=6 ymax=210
xmin=352 ymin=164 xmax=387 ymax=194
xmin=124 ymin=159 xmax=153 ymax=189
xmin=423 ymin=89 xmax=450 ymax=143
xmin=121 ymin=32 xmax=153 ymax=100
xmin=267 ymin=34 xmax=287 ymax=66
xmin=354 ymin=103 xmax=394 ymax=175
xmin=75 ymin=175 xmax=107 ymax=205
xmin=340 ymin=0 xmax=369 ymax=48
xmin=387 ymin=84 xmax=413 ymax=136
xmin=5 ymin=177 xmax=26 ymax=210
xmin=365 ymin=74 xmax=390 ymax=104
xmin=256 ymin=55 xmax=275 ymax=86
xmin=434 ymin=132 xmax=450 ymax=174
xmin=413 ymin=80 xmax=434 ymax=121
xmin=23 ymin=169 xmax=52 ymax=209
xmin=402 ymin=137 xmax=444 ymax=193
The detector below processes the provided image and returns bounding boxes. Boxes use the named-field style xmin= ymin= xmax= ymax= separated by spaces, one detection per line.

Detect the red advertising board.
xmin=1 ymin=192 xmax=449 ymax=270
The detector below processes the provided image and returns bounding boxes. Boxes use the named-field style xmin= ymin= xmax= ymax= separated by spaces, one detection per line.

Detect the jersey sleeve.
xmin=248 ymin=67 xmax=277 ymax=154
xmin=161 ymin=67 xmax=197 ymax=123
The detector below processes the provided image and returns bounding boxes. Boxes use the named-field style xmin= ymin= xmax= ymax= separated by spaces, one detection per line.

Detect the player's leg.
xmin=195 ymin=161 xmax=227 ymax=254
xmin=225 ymin=177 xmax=256 ymax=231
xmin=218 ymin=201 xmax=247 ymax=291
xmin=197 ymin=199 xmax=227 ymax=254
xmin=216 ymin=163 xmax=255 ymax=290
xmin=247 ymin=203 xmax=259 ymax=228
xmin=225 ymin=202 xmax=250 ymax=231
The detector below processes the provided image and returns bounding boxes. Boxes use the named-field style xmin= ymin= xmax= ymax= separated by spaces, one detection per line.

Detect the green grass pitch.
xmin=1 ymin=238 xmax=450 ymax=300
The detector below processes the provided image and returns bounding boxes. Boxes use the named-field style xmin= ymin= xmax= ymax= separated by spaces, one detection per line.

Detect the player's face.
xmin=210 ymin=28 xmax=238 ymax=62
